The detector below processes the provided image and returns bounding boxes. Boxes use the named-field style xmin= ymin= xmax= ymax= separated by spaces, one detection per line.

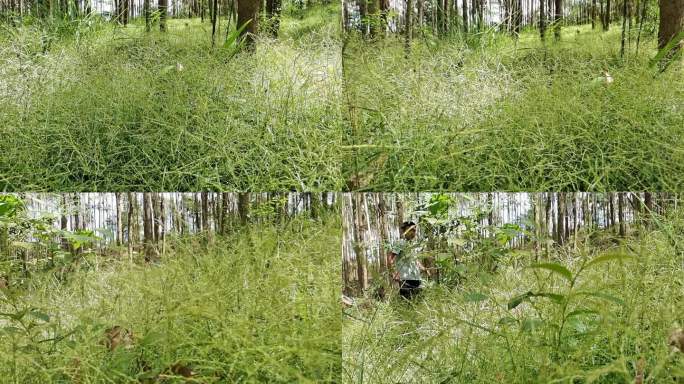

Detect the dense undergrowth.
xmin=343 ymin=213 xmax=684 ymax=383
xmin=343 ymin=26 xmax=684 ymax=191
xmin=0 ymin=4 xmax=343 ymax=191
xmin=0 ymin=215 xmax=341 ymax=383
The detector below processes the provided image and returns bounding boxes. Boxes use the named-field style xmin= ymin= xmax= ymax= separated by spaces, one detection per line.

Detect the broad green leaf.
xmin=566 ymin=309 xmax=599 ymax=319
xmin=532 ymin=292 xmax=565 ymax=304
xmin=521 ymin=318 xmax=543 ymax=332
xmin=30 ymin=310 xmax=50 ymax=322
xmin=576 ymin=291 xmax=625 ymax=306
xmin=650 ymin=30 xmax=684 ymax=68
xmin=526 ymin=263 xmax=573 ymax=282
xmin=0 ymin=326 xmax=21 ymax=335
xmin=585 ymin=252 xmax=636 ymax=269
xmin=508 ymin=291 xmax=533 ymax=310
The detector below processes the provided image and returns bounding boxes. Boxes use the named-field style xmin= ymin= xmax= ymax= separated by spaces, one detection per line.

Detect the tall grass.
xmin=343 ymin=213 xmax=684 ymax=383
xmin=0 ymin=214 xmax=341 ymax=383
xmin=343 ymin=26 xmax=684 ymax=191
xmin=0 ymin=4 xmax=343 ymax=191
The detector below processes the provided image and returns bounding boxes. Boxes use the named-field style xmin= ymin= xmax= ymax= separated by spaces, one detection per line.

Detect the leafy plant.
xmin=507 ymin=251 xmax=636 ymax=354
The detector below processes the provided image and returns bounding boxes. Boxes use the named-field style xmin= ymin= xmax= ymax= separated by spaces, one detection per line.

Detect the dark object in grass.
xmin=634 ymin=356 xmax=645 ymax=384
xmin=102 ymin=325 xmax=136 ymax=351
xmin=399 ymin=280 xmax=421 ymax=300
xmin=161 ymin=362 xmax=196 ymax=379
xmin=669 ymin=328 xmax=684 ymax=353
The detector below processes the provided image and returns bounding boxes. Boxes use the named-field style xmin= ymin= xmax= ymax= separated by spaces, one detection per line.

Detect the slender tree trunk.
xmin=621 ymin=0 xmax=628 ymax=57
xmin=618 ymin=192 xmax=626 ymax=237
xmin=377 ymin=194 xmax=389 ymax=286
xmin=221 ymin=192 xmax=230 ymax=234
xmin=265 ymin=0 xmax=281 ymax=37
xmin=143 ymin=193 xmax=155 ymax=262
xmin=159 ymin=195 xmax=166 ymax=257
xmin=554 ymin=0 xmax=562 ymax=40
xmin=127 ymin=193 xmax=135 ymax=262
xmin=540 ymin=0 xmax=546 ymax=40
xmin=238 ymin=193 xmax=250 ymax=225
xmin=636 ymin=0 xmax=647 ymax=53
xmin=352 ymin=193 xmax=368 ymax=292
xmin=405 ymin=0 xmax=413 ymax=56
xmin=61 ymin=195 xmax=69 ymax=252
xmin=201 ymin=192 xmax=210 ymax=233
xmin=144 ymin=0 xmax=151 ymax=31
xmin=462 ymin=0 xmax=468 ymax=32
xmin=160 ymin=0 xmax=168 ymax=31
xmin=115 ymin=193 xmax=123 ymax=247
xmin=604 ymin=0 xmax=611 ymax=31
xmin=211 ymin=0 xmax=218 ymax=44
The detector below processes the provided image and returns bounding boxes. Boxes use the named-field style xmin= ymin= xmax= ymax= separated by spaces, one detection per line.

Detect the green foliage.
xmin=0 ymin=215 xmax=340 ymax=383
xmin=0 ymin=195 xmax=101 ymax=284
xmin=651 ymin=30 xmax=684 ymax=72
xmin=0 ymin=3 xmax=343 ymax=191
xmin=343 ymin=26 xmax=684 ymax=190
xmin=344 ymin=213 xmax=684 ymax=383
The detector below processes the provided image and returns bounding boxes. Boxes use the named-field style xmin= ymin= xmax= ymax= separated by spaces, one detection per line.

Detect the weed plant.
xmin=343 ymin=26 xmax=684 ymax=191
xmin=343 ymin=213 xmax=684 ymax=383
xmin=0 ymin=4 xmax=343 ymax=191
xmin=0 ymin=214 xmax=341 ymax=383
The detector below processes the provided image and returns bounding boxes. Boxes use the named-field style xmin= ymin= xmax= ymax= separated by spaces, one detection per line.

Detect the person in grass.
xmin=388 ymin=221 xmax=426 ymax=300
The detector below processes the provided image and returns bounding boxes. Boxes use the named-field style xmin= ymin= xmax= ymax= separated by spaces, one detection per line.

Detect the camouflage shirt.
xmin=389 ymin=240 xmax=421 ymax=281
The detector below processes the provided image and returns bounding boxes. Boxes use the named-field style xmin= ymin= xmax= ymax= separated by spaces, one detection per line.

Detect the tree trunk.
xmin=621 ymin=0 xmax=628 ymax=57
xmin=265 ymin=0 xmax=281 ymax=37
xmin=159 ymin=0 xmax=168 ymax=31
xmin=143 ymin=193 xmax=155 ymax=262
xmin=61 ymin=195 xmax=69 ymax=252
xmin=144 ymin=0 xmax=151 ymax=32
xmin=238 ymin=193 xmax=250 ymax=225
xmin=159 ymin=195 xmax=166 ymax=256
xmin=540 ymin=0 xmax=546 ymax=40
xmin=221 ymin=192 xmax=230 ymax=234
xmin=618 ymin=192 xmax=626 ymax=237
xmin=554 ymin=0 xmax=562 ymax=40
xmin=201 ymin=192 xmax=210 ymax=233
xmin=377 ymin=194 xmax=389 ymax=285
xmin=405 ymin=0 xmax=413 ymax=55
xmin=462 ymin=0 xmax=468 ymax=32
xmin=115 ymin=193 xmax=123 ymax=247
xmin=127 ymin=193 xmax=135 ymax=261
xmin=658 ymin=0 xmax=684 ymax=53
xmin=352 ymin=193 xmax=368 ymax=292
xmin=604 ymin=0 xmax=611 ymax=31
xmin=237 ymin=0 xmax=259 ymax=49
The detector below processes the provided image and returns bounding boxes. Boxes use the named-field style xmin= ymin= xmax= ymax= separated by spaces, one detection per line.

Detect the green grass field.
xmin=0 ymin=215 xmax=341 ymax=383
xmin=343 ymin=215 xmax=684 ymax=383
xmin=0 ymin=3 xmax=343 ymax=191
xmin=343 ymin=26 xmax=684 ymax=191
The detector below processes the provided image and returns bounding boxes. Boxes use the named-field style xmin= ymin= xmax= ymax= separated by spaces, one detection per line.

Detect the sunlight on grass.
xmin=343 ymin=27 xmax=684 ymax=191
xmin=0 ymin=215 xmax=341 ymax=383
xmin=0 ymin=4 xmax=344 ymax=191
xmin=343 ymin=216 xmax=684 ymax=383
